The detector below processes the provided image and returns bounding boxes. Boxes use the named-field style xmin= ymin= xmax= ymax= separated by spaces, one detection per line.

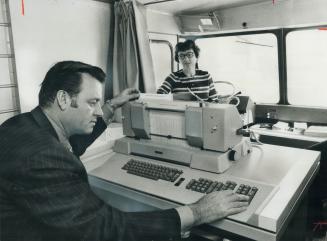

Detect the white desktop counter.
xmin=83 ymin=127 xmax=320 ymax=241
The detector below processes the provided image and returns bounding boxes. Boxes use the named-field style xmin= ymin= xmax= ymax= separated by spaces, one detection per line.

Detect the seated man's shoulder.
xmin=0 ymin=113 xmax=75 ymax=177
xmin=0 ymin=112 xmax=63 ymax=158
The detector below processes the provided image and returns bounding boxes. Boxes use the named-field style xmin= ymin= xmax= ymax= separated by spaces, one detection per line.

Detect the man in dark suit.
xmin=0 ymin=61 xmax=248 ymax=241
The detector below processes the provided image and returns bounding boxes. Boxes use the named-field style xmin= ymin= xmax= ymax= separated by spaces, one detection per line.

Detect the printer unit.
xmin=115 ymin=99 xmax=252 ymax=173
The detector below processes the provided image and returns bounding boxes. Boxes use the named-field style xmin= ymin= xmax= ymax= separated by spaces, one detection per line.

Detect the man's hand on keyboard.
xmin=188 ymin=190 xmax=249 ymax=226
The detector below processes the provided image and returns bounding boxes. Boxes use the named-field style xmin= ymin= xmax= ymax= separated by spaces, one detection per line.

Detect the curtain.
xmin=112 ymin=0 xmax=156 ymax=99
xmin=112 ymin=0 xmax=139 ymax=97
xmin=132 ymin=0 xmax=156 ymax=93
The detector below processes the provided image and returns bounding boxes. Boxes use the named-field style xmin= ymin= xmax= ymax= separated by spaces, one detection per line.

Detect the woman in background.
xmin=157 ymin=39 xmax=218 ymax=102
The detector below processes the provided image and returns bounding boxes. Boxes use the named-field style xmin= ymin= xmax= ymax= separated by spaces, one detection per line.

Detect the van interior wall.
xmin=146 ymin=9 xmax=179 ymax=57
xmin=9 ymin=0 xmax=112 ymax=112
xmin=147 ymin=10 xmax=180 ymax=35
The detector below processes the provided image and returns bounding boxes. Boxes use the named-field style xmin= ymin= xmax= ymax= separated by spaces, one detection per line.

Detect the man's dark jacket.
xmin=0 ymin=107 xmax=181 ymax=241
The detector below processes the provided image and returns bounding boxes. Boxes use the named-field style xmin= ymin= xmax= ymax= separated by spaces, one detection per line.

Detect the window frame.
xmin=150 ymin=39 xmax=174 ymax=73
xmin=179 ymin=28 xmax=284 ymax=104
xmin=149 ymin=38 xmax=176 ymax=89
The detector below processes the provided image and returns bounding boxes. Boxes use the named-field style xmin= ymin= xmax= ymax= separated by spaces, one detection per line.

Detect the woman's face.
xmin=178 ymin=49 xmax=197 ymax=69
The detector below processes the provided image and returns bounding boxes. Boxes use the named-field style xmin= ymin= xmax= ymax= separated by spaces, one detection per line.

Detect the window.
xmin=192 ymin=33 xmax=279 ymax=103
xmin=150 ymin=40 xmax=174 ymax=89
xmin=287 ymin=29 xmax=327 ymax=107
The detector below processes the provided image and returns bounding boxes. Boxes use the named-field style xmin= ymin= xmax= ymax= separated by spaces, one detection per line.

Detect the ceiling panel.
xmin=139 ymin=0 xmax=272 ymax=14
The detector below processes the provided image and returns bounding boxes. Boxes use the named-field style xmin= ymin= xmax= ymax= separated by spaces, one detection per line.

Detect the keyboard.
xmin=122 ymin=159 xmax=183 ymax=182
xmin=122 ymin=159 xmax=259 ymax=203
xmin=186 ymin=178 xmax=258 ymax=202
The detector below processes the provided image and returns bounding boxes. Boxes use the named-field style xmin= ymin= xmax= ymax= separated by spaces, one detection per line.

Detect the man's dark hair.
xmin=174 ymin=39 xmax=200 ymax=63
xmin=38 ymin=61 xmax=106 ymax=107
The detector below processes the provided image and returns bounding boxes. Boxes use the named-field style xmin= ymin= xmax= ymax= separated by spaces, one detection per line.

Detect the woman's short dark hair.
xmin=38 ymin=61 xmax=106 ymax=107
xmin=174 ymin=39 xmax=200 ymax=63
